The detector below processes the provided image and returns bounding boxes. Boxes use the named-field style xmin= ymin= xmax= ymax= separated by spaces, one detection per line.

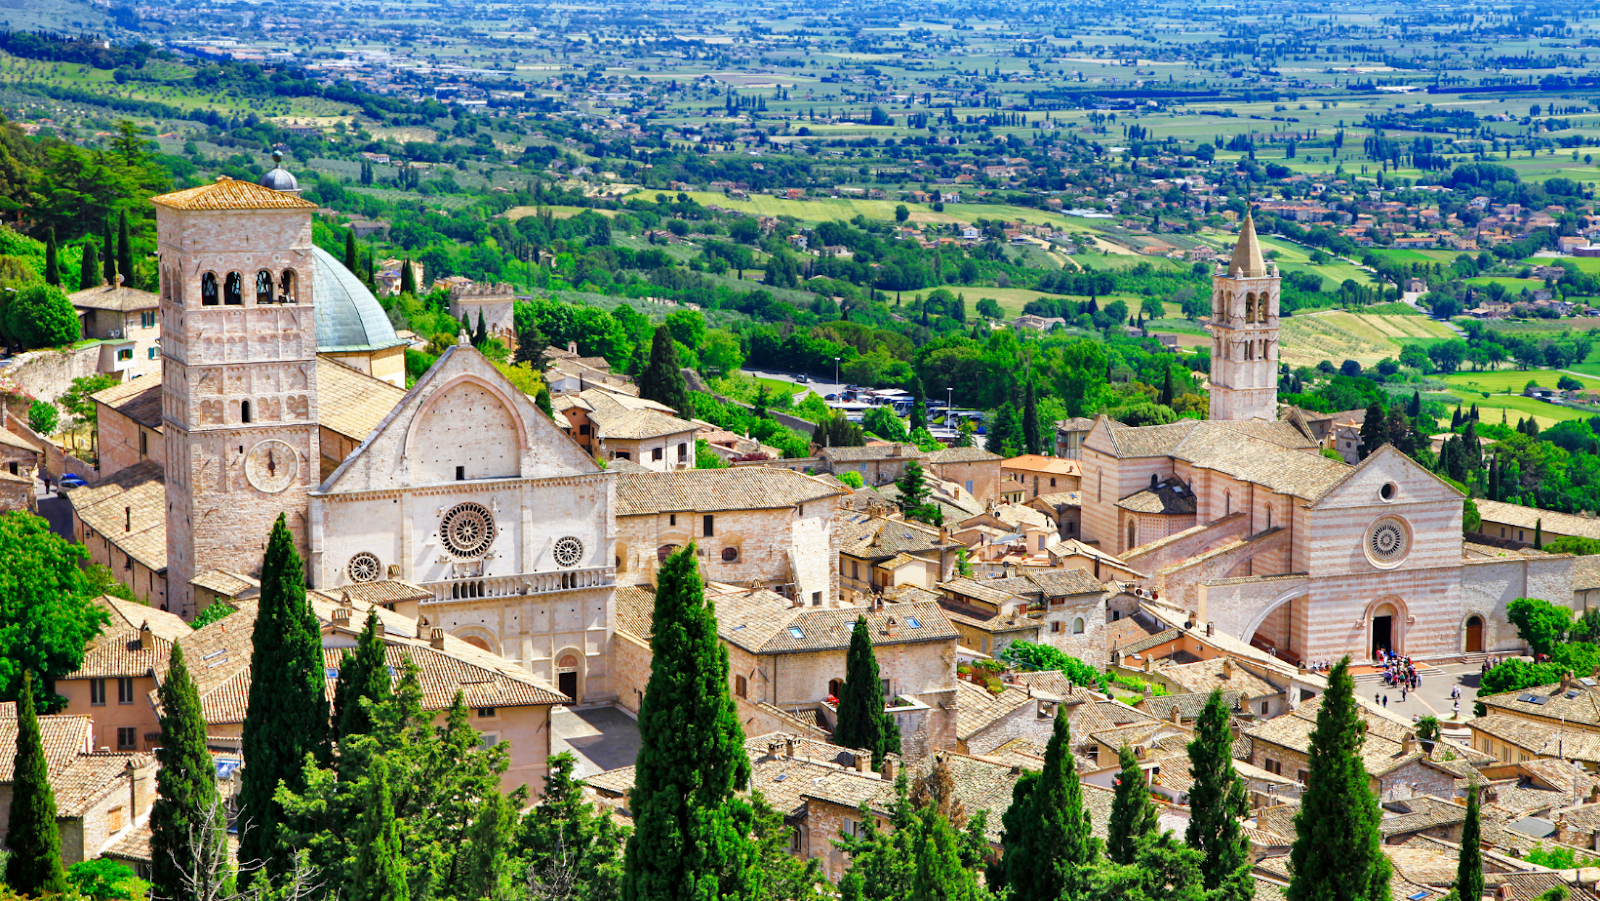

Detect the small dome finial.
xmin=272 ymin=149 xmax=284 ymax=165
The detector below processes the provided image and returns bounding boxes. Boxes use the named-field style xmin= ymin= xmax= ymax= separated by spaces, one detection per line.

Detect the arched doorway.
xmin=557 ymin=653 xmax=581 ymax=705
xmin=1371 ymin=603 xmax=1398 ymax=659
xmin=1465 ymin=616 xmax=1485 ymax=654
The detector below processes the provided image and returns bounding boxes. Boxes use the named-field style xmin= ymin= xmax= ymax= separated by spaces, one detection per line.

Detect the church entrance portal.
xmin=558 ymin=671 xmax=578 ymax=704
xmin=1371 ymin=616 xmax=1393 ymax=658
xmin=1465 ymin=616 xmax=1484 ymax=653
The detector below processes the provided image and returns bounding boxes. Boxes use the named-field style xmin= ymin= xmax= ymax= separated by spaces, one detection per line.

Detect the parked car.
xmin=58 ymin=474 xmax=88 ymax=490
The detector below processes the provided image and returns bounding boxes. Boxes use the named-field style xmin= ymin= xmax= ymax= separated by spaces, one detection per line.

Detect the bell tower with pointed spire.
xmin=1208 ymin=211 xmax=1280 ymax=422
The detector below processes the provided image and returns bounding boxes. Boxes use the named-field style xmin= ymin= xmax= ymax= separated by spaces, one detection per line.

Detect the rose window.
xmin=347 ymin=552 xmax=381 ymax=583
xmin=553 ymin=536 xmax=584 ymax=568
xmin=440 ymin=502 xmax=497 ymax=558
xmin=1367 ymin=518 xmax=1409 ymax=565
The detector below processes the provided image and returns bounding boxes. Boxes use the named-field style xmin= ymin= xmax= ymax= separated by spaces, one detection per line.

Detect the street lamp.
xmin=946 ymin=387 xmax=954 ymax=431
xmin=834 ymin=356 xmax=841 ymax=386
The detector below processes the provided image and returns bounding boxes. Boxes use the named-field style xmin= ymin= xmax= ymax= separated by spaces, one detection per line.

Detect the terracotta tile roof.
xmin=1001 ymin=455 xmax=1081 ymax=476
xmin=103 ymin=823 xmax=151 ymax=865
xmin=1106 ymin=616 xmax=1164 ymax=649
xmin=614 ymin=585 xmax=656 ymax=641
xmin=955 ymin=680 xmax=1036 ymax=741
xmin=820 ymin=444 xmax=928 ymax=463
xmin=191 ymin=570 xmax=259 ymax=598
xmin=1379 ymin=796 xmax=1468 ymax=836
xmin=926 ymin=446 xmax=1002 ymax=464
xmin=939 ymin=577 xmax=1023 ymax=607
xmin=1247 ymin=696 xmax=1492 ymax=779
xmin=1493 ymin=872 xmax=1600 ymax=901
xmin=324 ymin=579 xmax=431 ymax=606
xmin=152 ymin=177 xmax=318 ymax=211
xmin=1472 ymin=713 xmax=1600 ymax=763
xmin=53 ymin=751 xmax=147 ymax=815
xmin=615 ymin=466 xmax=844 ymax=516
xmin=92 ymin=377 xmax=162 ymax=431
xmin=1153 ymin=658 xmax=1279 ymax=700
xmin=1055 ymin=417 xmax=1097 ymax=431
xmin=68 ymin=283 xmax=159 ymax=312
xmin=838 ymin=514 xmax=957 ymax=559
xmin=316 ymin=357 xmax=407 ymax=442
xmin=1116 ymin=477 xmax=1199 ymax=515
xmin=0 ymin=709 xmax=91 ymax=780
xmin=62 ymin=618 xmax=176 ymax=680
xmin=1137 ymin=690 xmax=1244 ymax=720
xmin=68 ymin=460 xmax=167 ymax=571
xmin=1479 ymin=678 xmax=1600 ymax=727
xmin=1094 ymin=417 xmax=1346 ymax=501
xmin=98 ymin=595 xmax=191 ymax=641
xmin=1022 ymin=568 xmax=1106 ymax=598
xmin=712 ymin=591 xmax=956 ymax=655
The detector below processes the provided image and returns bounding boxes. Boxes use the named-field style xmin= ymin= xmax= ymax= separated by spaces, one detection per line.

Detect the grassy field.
xmin=1439 ymin=369 xmax=1600 ymax=394
xmin=1432 ymin=391 xmax=1592 ymax=430
xmin=1278 ymin=311 xmax=1457 ymax=369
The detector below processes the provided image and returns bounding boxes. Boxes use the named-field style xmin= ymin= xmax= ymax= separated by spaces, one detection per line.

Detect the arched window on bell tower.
xmin=223 ymin=272 xmax=243 ymax=305
xmin=241 ymin=400 xmax=251 ymax=424
xmin=255 ymin=270 xmax=275 ymax=304
xmin=280 ymin=270 xmax=298 ymax=304
xmin=201 ymin=272 xmax=219 ymax=306
xmin=1245 ymin=293 xmax=1256 ymax=323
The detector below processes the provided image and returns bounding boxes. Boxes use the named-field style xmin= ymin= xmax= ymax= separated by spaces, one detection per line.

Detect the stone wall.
xmin=6 ymin=402 xmax=96 ymax=483
xmin=4 ymin=343 xmax=109 ymax=406
xmin=1461 ymin=555 xmax=1577 ymax=656
xmin=1124 ymin=513 xmax=1250 ymax=578
xmin=929 ymin=459 xmax=1001 ymax=502
xmin=612 ymin=629 xmax=652 ymax=714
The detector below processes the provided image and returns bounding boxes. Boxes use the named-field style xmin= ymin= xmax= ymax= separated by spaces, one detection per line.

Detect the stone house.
xmin=56 ymin=596 xmax=193 ymax=754
xmin=449 ymin=282 xmax=518 ymax=349
xmin=1001 ymin=455 xmax=1082 ymax=501
xmin=983 ymin=569 xmax=1108 ymax=662
xmin=0 ymin=420 xmax=39 ymax=512
xmin=178 ymin=593 xmax=567 ymax=794
xmin=928 ymin=578 xmax=1038 ymax=659
xmin=838 ymin=515 xmax=961 ymax=602
xmin=1121 ymin=655 xmax=1286 ymax=718
xmin=925 ymin=446 xmax=1003 ymax=501
xmin=68 ymin=282 xmax=162 ymax=381
xmin=818 ymin=444 xmax=929 ymax=488
xmin=91 ymin=377 xmax=164 ymax=480
xmin=70 ymin=461 xmax=169 ymax=612
xmin=0 ymin=704 xmax=157 ymax=868
xmin=613 ymin=466 xmax=846 ymax=605
xmin=554 ymin=387 xmax=698 ymax=471
xmin=1469 ymin=713 xmax=1600 ymax=770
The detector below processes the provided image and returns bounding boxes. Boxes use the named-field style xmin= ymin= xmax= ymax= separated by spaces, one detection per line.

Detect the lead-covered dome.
xmin=259 ymin=150 xmax=300 ymax=193
xmin=311 ymin=245 xmax=406 ymax=353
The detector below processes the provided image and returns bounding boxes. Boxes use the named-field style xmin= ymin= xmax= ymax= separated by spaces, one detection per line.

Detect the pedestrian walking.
xmin=1383 ymin=695 xmax=1389 ymax=708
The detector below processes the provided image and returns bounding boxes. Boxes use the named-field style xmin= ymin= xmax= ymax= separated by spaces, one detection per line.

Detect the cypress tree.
xmin=332 ymin=609 xmax=391 ymax=744
xmin=621 ymin=545 xmax=755 ymax=901
xmin=637 ymin=324 xmax=691 ymax=418
xmin=344 ymin=230 xmax=359 ymax=275
xmin=460 ymin=313 xmax=472 ymax=337
xmin=833 ymin=616 xmax=902 ymax=768
xmin=80 ymin=242 xmax=100 ymax=291
xmin=399 ymin=259 xmax=416 ymax=296
xmin=1408 ymin=389 xmax=1422 ymax=418
xmin=5 ymin=671 xmax=68 ymax=896
xmin=1000 ymin=707 xmax=1098 ymax=900
xmin=239 ymin=514 xmax=330 ymax=875
xmin=1106 ymin=744 xmax=1158 ymax=864
xmin=151 ymin=643 xmax=229 ymax=901
xmin=1535 ymin=518 xmax=1543 ymax=550
xmin=474 ymin=309 xmax=488 ymax=347
xmin=43 ymin=228 xmax=59 ymax=287
xmin=1457 ymin=785 xmax=1483 ymax=901
xmin=351 ymin=756 xmax=409 ymax=901
xmin=117 ymin=210 xmax=134 ymax=287
xmin=1186 ymin=689 xmax=1252 ymax=901
xmin=909 ymin=376 xmax=927 ymax=432
xmin=1022 ymin=382 xmax=1041 ymax=455
xmin=535 ymin=388 xmax=554 ymax=419
xmin=1358 ymin=402 xmax=1388 ymax=460
xmin=1161 ymin=368 xmax=1176 ymax=406
xmin=1451 ymin=407 xmax=1463 ymax=429
xmin=102 ymin=218 xmax=115 ymax=285
xmin=1286 ymin=658 xmax=1391 ymax=901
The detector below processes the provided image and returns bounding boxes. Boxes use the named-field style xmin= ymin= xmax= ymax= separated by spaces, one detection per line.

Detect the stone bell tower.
xmin=153 ymin=175 xmax=320 ymax=618
xmin=1208 ymin=211 xmax=1280 ymax=422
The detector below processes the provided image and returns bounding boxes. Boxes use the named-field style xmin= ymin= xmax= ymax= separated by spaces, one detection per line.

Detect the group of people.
xmin=1379 ymin=650 xmax=1422 ymax=691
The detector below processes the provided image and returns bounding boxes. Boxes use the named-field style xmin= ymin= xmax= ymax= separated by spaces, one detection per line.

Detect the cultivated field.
xmin=1278 ymin=311 xmax=1457 ymax=369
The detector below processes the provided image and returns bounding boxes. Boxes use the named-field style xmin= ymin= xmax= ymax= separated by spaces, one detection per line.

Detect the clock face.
xmin=244 ymin=439 xmax=299 ymax=494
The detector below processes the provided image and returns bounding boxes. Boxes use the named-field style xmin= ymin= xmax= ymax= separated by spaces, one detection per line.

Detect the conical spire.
xmin=1228 ymin=210 xmax=1267 ymax=278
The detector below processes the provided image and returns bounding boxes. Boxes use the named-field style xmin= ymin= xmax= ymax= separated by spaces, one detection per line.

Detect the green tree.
xmin=26 ymin=400 xmax=56 ymax=436
xmin=1506 ymin=596 xmax=1574 ymax=658
xmin=101 ymin=217 xmax=115 ymax=285
xmin=399 ymin=259 xmax=416 ymax=296
xmin=999 ymin=706 xmax=1099 ymax=900
xmin=895 ymin=204 xmax=910 ymax=223
xmin=1457 ymin=785 xmax=1482 ymax=901
xmin=862 ymin=405 xmax=908 ymax=441
xmin=331 ymin=610 xmax=391 ymax=745
xmin=6 ymin=283 xmax=81 ymax=349
xmin=239 ymin=514 xmax=330 ymax=875
xmin=837 ymin=777 xmax=917 ymax=901
xmin=351 ymin=756 xmax=409 ymax=901
xmin=638 ymin=324 xmax=692 ymax=418
xmin=986 ymin=402 xmax=1023 ymax=458
xmin=750 ymin=794 xmax=827 ymax=901
xmin=518 ymin=751 xmax=628 ymax=901
xmin=1358 ymin=402 xmax=1388 ymax=459
xmin=700 ymin=329 xmax=745 ymax=377
xmin=909 ymin=377 xmax=928 ymax=432
xmin=1185 ymin=689 xmax=1251 ymax=901
xmin=1022 ymin=382 xmax=1042 ymax=455
xmin=833 ymin=616 xmax=902 ymax=768
xmin=621 ymin=544 xmax=756 ymax=901
xmin=344 ymin=229 xmax=359 ymax=275
xmin=79 ymin=241 xmax=99 ymax=291
xmin=536 ymin=387 xmax=554 ymax=419
xmin=909 ymin=805 xmax=983 ymax=901
xmin=116 ymin=210 xmax=133 ymax=288
xmin=1087 ymin=829 xmax=1207 ymax=901
xmin=1107 ymin=744 xmax=1158 ymax=865
xmin=43 ymin=227 xmax=58 ymax=287
xmin=894 ymin=460 xmax=942 ymax=527
xmin=813 ymin=411 xmax=866 ymax=448
xmin=151 ymin=643 xmax=230 ymax=901
xmin=1286 ymin=658 xmax=1391 ymax=901
xmin=474 ymin=309 xmax=488 ymax=347
xmin=5 ymin=671 xmax=68 ymax=896
xmin=0 ymin=512 xmax=109 ymax=706
xmin=67 ymin=859 xmax=148 ymax=900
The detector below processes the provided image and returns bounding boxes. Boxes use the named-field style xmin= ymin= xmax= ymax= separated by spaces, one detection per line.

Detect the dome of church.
xmin=259 ymin=165 xmax=299 ymax=193
xmin=311 ymin=245 xmax=407 ymax=352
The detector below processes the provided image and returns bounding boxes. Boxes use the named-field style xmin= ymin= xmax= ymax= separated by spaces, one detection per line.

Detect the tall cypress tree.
xmin=239 ymin=514 xmax=330 ymax=875
xmin=351 ymin=756 xmax=409 ymax=901
xmin=1160 ymin=367 xmax=1176 ymax=406
xmin=151 ymin=644 xmax=229 ymax=901
xmin=43 ymin=228 xmax=59 ymax=287
xmin=1000 ymin=707 xmax=1098 ymax=900
xmin=474 ymin=310 xmax=488 ymax=347
xmin=399 ymin=259 xmax=416 ymax=296
xmin=1186 ymin=689 xmax=1252 ymax=901
xmin=909 ymin=376 xmax=928 ymax=433
xmin=833 ymin=616 xmax=902 ymax=768
xmin=332 ymin=609 xmax=391 ymax=744
xmin=621 ymin=545 xmax=755 ymax=901
xmin=80 ymin=242 xmax=101 ymax=291
xmin=116 ymin=210 xmax=134 ymax=288
xmin=1287 ymin=658 xmax=1391 ymax=901
xmin=344 ymin=230 xmax=359 ymax=275
xmin=5 ymin=672 xmax=68 ymax=896
xmin=637 ymin=324 xmax=691 ymax=418
xmin=1106 ymin=744 xmax=1158 ymax=865
xmin=1457 ymin=785 xmax=1482 ymax=901
xmin=1022 ymin=382 xmax=1042 ymax=455
xmin=102 ymin=218 xmax=116 ymax=284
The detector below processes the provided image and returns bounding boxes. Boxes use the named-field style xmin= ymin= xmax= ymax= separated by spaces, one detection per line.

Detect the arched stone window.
xmin=1127 ymin=521 xmax=1137 ymax=552
xmin=1072 ymin=617 xmax=1085 ymax=635
xmin=1245 ymin=293 xmax=1256 ymax=323
xmin=279 ymin=269 xmax=298 ymax=304
xmin=735 ymin=675 xmax=748 ymax=699
xmin=1225 ymin=490 xmax=1232 ymax=516
xmin=223 ymin=272 xmax=243 ymax=305
xmin=241 ymin=400 xmax=252 ymax=424
xmin=201 ymin=272 xmax=219 ymax=306
xmin=255 ymin=270 xmax=275 ymax=304
xmin=828 ymin=678 xmax=843 ymax=699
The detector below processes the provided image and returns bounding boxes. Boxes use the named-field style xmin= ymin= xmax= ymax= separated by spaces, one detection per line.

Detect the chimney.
xmin=1143 ymin=654 xmax=1155 ymax=673
xmin=885 ymin=617 xmax=898 ymax=638
xmin=1170 ymin=706 xmax=1183 ymax=725
xmin=1221 ymin=658 xmax=1234 ymax=679
xmin=1402 ymin=732 xmax=1417 ymax=755
xmin=1563 ymin=671 xmax=1576 ymax=692
xmin=567 ymin=340 xmax=577 ymax=354
xmin=1206 ymin=622 xmax=1214 ymax=637
xmin=138 ymin=622 xmax=152 ymax=651
xmin=855 ymin=753 xmax=867 ymax=774
xmin=767 ymin=741 xmax=782 ymax=759
xmin=429 ymin=627 xmax=446 ymax=649
xmin=416 ymin=616 xmax=430 ymax=640
xmin=124 ymin=506 xmax=131 ymax=532
xmin=332 ymin=606 xmax=351 ymax=627
xmin=881 ymin=755 xmax=896 ymax=781
xmin=785 ymin=737 xmax=796 ymax=758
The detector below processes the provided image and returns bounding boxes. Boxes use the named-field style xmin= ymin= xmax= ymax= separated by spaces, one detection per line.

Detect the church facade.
xmin=1078 ymin=212 xmax=1575 ymax=664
